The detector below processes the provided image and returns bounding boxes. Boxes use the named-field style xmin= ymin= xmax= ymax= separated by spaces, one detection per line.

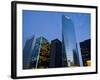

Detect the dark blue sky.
xmin=23 ymin=10 xmax=90 ymax=47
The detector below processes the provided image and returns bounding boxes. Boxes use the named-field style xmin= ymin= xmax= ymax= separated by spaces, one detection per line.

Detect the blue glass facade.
xmin=23 ymin=36 xmax=35 ymax=69
xmin=29 ymin=37 xmax=50 ymax=68
xmin=29 ymin=37 xmax=41 ymax=68
xmin=23 ymin=36 xmax=50 ymax=69
xmin=62 ymin=15 xmax=80 ymax=67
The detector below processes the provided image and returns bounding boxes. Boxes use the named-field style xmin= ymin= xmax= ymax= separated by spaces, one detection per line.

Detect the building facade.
xmin=23 ymin=36 xmax=50 ymax=69
xmin=30 ymin=37 xmax=50 ymax=68
xmin=49 ymin=39 xmax=62 ymax=68
xmin=62 ymin=15 xmax=80 ymax=67
xmin=23 ymin=15 xmax=83 ymax=69
xmin=80 ymin=39 xmax=91 ymax=66
xmin=36 ymin=37 xmax=50 ymax=68
xmin=23 ymin=36 xmax=35 ymax=69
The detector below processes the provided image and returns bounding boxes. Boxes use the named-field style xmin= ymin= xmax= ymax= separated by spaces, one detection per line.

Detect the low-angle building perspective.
xmin=22 ymin=10 xmax=91 ymax=69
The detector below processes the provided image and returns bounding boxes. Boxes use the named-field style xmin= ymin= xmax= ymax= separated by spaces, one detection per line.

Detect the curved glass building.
xmin=30 ymin=37 xmax=50 ymax=68
xmin=23 ymin=36 xmax=50 ymax=69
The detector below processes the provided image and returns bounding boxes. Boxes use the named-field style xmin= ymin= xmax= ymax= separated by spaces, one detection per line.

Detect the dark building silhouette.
xmin=49 ymin=39 xmax=62 ymax=68
xmin=80 ymin=39 xmax=91 ymax=66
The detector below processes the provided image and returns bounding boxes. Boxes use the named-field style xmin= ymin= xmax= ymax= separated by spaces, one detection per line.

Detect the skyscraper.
xmin=49 ymin=39 xmax=62 ymax=68
xmin=80 ymin=39 xmax=91 ymax=66
xmin=62 ymin=15 xmax=80 ymax=67
xmin=29 ymin=37 xmax=41 ymax=68
xmin=36 ymin=37 xmax=50 ymax=68
xmin=23 ymin=36 xmax=50 ymax=69
xmin=62 ymin=34 xmax=68 ymax=67
xmin=30 ymin=37 xmax=50 ymax=68
xmin=23 ymin=36 xmax=35 ymax=69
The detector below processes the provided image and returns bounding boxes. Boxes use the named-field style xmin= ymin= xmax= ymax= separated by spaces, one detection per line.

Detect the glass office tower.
xmin=30 ymin=37 xmax=50 ymax=68
xmin=23 ymin=36 xmax=35 ymax=69
xmin=62 ymin=15 xmax=80 ymax=67
xmin=29 ymin=37 xmax=41 ymax=68
xmin=36 ymin=37 xmax=50 ymax=68
xmin=23 ymin=36 xmax=50 ymax=69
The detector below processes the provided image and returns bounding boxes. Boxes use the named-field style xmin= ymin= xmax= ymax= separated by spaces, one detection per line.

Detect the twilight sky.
xmin=22 ymin=10 xmax=91 ymax=48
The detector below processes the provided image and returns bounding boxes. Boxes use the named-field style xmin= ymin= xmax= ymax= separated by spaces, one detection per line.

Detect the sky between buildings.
xmin=23 ymin=10 xmax=90 ymax=48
